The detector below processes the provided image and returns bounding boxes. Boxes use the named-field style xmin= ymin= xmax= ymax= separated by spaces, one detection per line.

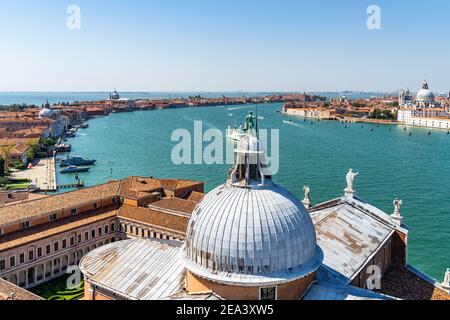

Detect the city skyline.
xmin=1 ymin=0 xmax=450 ymax=92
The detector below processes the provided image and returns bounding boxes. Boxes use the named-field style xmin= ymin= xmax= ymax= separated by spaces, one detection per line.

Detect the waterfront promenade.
xmin=12 ymin=158 xmax=56 ymax=192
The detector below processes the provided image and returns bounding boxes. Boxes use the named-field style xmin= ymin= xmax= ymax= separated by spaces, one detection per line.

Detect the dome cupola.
xmin=39 ymin=99 xmax=54 ymax=118
xmin=416 ymin=80 xmax=435 ymax=104
xmin=184 ymin=128 xmax=322 ymax=289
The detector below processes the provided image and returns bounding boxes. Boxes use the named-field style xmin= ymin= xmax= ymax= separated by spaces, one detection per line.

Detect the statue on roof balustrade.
xmin=344 ymin=169 xmax=358 ymax=196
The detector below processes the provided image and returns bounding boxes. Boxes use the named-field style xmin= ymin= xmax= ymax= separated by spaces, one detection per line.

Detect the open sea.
xmin=1 ymin=92 xmax=448 ymax=281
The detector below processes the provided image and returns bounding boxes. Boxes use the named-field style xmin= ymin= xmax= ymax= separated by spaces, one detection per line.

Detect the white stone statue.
xmin=344 ymin=169 xmax=358 ymax=195
xmin=303 ymin=186 xmax=310 ymax=201
xmin=302 ymin=186 xmax=311 ymax=208
xmin=391 ymin=198 xmax=403 ymax=226
xmin=393 ymin=198 xmax=403 ymax=215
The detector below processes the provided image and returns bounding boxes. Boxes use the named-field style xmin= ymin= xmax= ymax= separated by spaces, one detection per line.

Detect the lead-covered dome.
xmin=416 ymin=80 xmax=435 ymax=103
xmin=184 ymin=130 xmax=322 ymax=286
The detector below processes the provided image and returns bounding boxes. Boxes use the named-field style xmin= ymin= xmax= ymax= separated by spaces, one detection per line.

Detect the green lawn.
xmin=5 ymin=183 xmax=30 ymax=190
xmin=30 ymin=274 xmax=84 ymax=301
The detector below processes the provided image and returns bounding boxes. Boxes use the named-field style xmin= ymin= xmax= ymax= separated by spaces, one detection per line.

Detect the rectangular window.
xmin=19 ymin=253 xmax=25 ymax=264
xmin=84 ymin=232 xmax=89 ymax=241
xmin=93 ymin=203 xmax=98 ymax=209
xmin=37 ymin=247 xmax=43 ymax=258
xmin=49 ymin=214 xmax=57 ymax=221
xmin=21 ymin=221 xmax=30 ymax=229
xmin=71 ymin=208 xmax=77 ymax=215
xmin=46 ymin=245 xmax=51 ymax=255
xmin=260 ymin=287 xmax=276 ymax=301
xmin=62 ymin=239 xmax=67 ymax=249
xmin=111 ymin=223 xmax=115 ymax=232
xmin=28 ymin=250 xmax=34 ymax=261
xmin=105 ymin=225 xmax=109 ymax=234
xmin=77 ymin=234 xmax=82 ymax=243
xmin=91 ymin=229 xmax=96 ymax=239
xmin=98 ymin=227 xmax=102 ymax=237
xmin=54 ymin=242 xmax=59 ymax=252
xmin=70 ymin=237 xmax=75 ymax=246
xmin=0 ymin=259 xmax=5 ymax=271
xmin=9 ymin=256 xmax=15 ymax=268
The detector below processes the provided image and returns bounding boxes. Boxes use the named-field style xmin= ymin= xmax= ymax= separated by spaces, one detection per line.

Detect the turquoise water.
xmin=56 ymin=103 xmax=450 ymax=281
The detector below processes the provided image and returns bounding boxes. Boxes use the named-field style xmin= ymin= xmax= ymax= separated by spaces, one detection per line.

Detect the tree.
xmin=0 ymin=144 xmax=14 ymax=175
xmin=26 ymin=140 xmax=41 ymax=161
xmin=43 ymin=138 xmax=56 ymax=147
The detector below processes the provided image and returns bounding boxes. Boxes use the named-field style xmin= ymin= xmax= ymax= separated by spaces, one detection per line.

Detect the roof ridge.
xmin=0 ymin=179 xmax=121 ymax=211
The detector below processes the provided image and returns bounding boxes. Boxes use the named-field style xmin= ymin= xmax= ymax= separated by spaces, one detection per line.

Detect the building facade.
xmin=398 ymin=81 xmax=450 ymax=129
xmin=0 ymin=176 xmax=204 ymax=291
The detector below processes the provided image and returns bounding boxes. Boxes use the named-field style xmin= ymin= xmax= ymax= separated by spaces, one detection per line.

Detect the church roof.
xmin=80 ymin=238 xmax=185 ymax=300
xmin=310 ymin=196 xmax=405 ymax=284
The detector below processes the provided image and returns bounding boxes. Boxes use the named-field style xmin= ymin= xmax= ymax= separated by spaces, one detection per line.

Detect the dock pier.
xmin=57 ymin=182 xmax=85 ymax=189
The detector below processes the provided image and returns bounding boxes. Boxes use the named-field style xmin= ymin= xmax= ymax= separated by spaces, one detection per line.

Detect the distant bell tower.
xmin=399 ymin=90 xmax=406 ymax=106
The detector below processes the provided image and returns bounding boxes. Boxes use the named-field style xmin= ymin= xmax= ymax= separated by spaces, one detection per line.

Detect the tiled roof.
xmin=150 ymin=198 xmax=198 ymax=215
xmin=0 ymin=206 xmax=119 ymax=251
xmin=0 ymin=278 xmax=43 ymax=300
xmin=0 ymin=181 xmax=121 ymax=226
xmin=118 ymin=205 xmax=189 ymax=235
xmin=187 ymin=191 xmax=205 ymax=203
xmin=118 ymin=176 xmax=202 ymax=200
xmin=377 ymin=261 xmax=450 ymax=300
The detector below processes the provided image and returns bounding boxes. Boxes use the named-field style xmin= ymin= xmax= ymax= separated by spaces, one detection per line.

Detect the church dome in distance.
xmin=184 ymin=132 xmax=322 ymax=286
xmin=38 ymin=108 xmax=53 ymax=118
xmin=416 ymin=80 xmax=435 ymax=103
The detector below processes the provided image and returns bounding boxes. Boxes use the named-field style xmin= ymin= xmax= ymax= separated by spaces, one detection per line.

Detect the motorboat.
xmin=60 ymin=166 xmax=90 ymax=174
xmin=60 ymin=156 xmax=96 ymax=167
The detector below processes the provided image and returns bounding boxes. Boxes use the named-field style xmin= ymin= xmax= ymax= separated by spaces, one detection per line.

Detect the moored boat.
xmin=60 ymin=166 xmax=90 ymax=174
xmin=60 ymin=156 xmax=97 ymax=167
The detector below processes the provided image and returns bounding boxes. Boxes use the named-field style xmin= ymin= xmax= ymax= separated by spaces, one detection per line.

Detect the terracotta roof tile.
xmin=0 ymin=181 xmax=121 ymax=226
xmin=0 ymin=279 xmax=43 ymax=300
xmin=150 ymin=197 xmax=198 ymax=214
xmin=118 ymin=205 xmax=189 ymax=235
xmin=0 ymin=206 xmax=119 ymax=251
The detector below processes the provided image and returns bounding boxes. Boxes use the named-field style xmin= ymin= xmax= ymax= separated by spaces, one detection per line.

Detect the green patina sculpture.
xmin=245 ymin=112 xmax=257 ymax=131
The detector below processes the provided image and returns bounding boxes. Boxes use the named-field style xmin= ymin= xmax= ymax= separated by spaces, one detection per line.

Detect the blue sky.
xmin=0 ymin=0 xmax=449 ymax=92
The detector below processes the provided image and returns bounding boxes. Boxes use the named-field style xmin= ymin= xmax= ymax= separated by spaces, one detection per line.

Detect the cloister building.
xmin=0 ymin=176 xmax=204 ymax=291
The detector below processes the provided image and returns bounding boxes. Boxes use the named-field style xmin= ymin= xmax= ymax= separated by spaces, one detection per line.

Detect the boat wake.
xmin=227 ymin=105 xmax=256 ymax=111
xmin=283 ymin=120 xmax=303 ymax=128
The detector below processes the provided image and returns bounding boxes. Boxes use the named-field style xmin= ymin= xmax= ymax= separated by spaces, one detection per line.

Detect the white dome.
xmin=416 ymin=89 xmax=435 ymax=102
xmin=39 ymin=108 xmax=53 ymax=118
xmin=184 ymin=182 xmax=322 ymax=286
